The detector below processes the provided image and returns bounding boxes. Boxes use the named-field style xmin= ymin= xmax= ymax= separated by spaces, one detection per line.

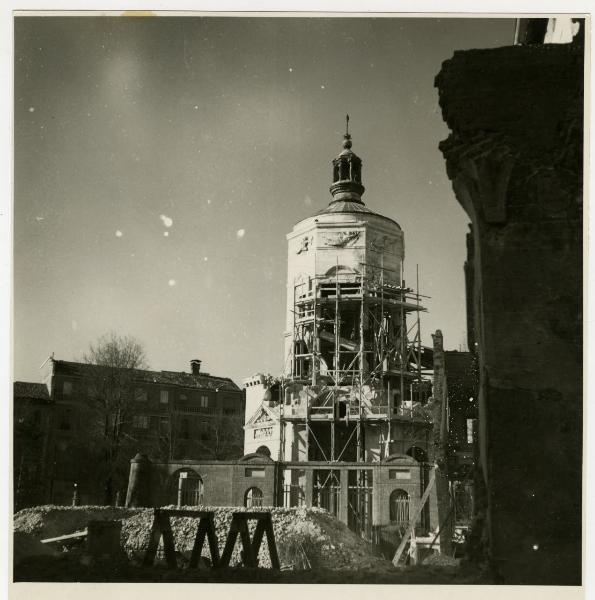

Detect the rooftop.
xmin=314 ymin=200 xmax=402 ymax=229
xmin=13 ymin=382 xmax=51 ymax=402
xmin=51 ymin=359 xmax=242 ymax=393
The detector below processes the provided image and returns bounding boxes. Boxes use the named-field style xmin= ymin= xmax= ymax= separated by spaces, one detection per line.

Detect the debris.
xmin=122 ymin=506 xmax=392 ymax=571
xmin=41 ymin=530 xmax=87 ymax=544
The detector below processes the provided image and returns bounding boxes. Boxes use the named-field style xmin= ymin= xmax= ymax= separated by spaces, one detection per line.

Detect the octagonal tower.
xmin=280 ymin=119 xmax=427 ymax=465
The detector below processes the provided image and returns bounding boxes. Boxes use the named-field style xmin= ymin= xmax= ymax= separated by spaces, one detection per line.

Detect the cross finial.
xmin=346 ymin=114 xmax=350 ymax=136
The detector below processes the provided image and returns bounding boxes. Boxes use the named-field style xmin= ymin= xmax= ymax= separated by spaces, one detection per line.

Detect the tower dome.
xmin=313 ymin=116 xmax=400 ymax=229
xmin=329 ymin=114 xmax=365 ymax=203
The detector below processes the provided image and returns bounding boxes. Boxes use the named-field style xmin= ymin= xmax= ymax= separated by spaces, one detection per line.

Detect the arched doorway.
xmin=389 ymin=489 xmax=410 ymax=527
xmin=244 ymin=486 xmax=263 ymax=508
xmin=170 ymin=469 xmax=204 ymax=507
xmin=405 ymin=446 xmax=431 ymax=533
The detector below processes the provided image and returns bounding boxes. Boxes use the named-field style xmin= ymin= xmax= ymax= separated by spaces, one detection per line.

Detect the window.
xmin=180 ymin=418 xmax=190 ymax=440
xmin=200 ymin=395 xmax=209 ymax=408
xmin=255 ymin=445 xmax=271 ymax=458
xmin=389 ymin=489 xmax=410 ymax=525
xmin=63 ymin=381 xmax=73 ymax=396
xmin=173 ymin=470 xmax=204 ymax=507
xmin=59 ymin=408 xmax=73 ymax=431
xmin=132 ymin=415 xmax=149 ymax=429
xmin=199 ymin=421 xmax=210 ymax=441
xmin=245 ymin=487 xmax=264 ymax=508
xmin=160 ymin=390 xmax=169 ymax=405
xmin=245 ymin=468 xmax=266 ymax=478
xmin=466 ymin=419 xmax=475 ymax=444
xmin=135 ymin=388 xmax=148 ymax=402
xmin=159 ymin=416 xmax=169 ymax=433
xmin=389 ymin=469 xmax=411 ymax=480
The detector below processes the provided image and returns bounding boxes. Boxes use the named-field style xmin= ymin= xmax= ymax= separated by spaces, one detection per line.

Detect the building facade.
xmin=13 ymin=382 xmax=54 ymax=510
xmin=14 ymin=357 xmax=244 ymax=507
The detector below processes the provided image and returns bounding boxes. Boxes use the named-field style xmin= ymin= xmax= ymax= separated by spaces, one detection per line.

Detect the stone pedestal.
xmin=125 ymin=453 xmax=152 ymax=508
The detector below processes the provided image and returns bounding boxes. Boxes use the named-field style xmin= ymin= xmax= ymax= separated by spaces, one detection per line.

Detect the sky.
xmin=13 ymin=15 xmax=515 ymax=384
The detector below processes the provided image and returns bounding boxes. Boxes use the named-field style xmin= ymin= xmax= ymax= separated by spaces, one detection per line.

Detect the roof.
xmin=245 ymin=402 xmax=280 ymax=427
xmin=314 ymin=200 xmax=402 ymax=229
xmin=13 ymin=382 xmax=51 ymax=402
xmin=51 ymin=360 xmax=242 ymax=393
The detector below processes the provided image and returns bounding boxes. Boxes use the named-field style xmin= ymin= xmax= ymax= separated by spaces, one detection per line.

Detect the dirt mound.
xmin=121 ymin=506 xmax=393 ymax=571
xmin=14 ymin=505 xmax=392 ymax=571
xmin=14 ymin=506 xmax=141 ymax=540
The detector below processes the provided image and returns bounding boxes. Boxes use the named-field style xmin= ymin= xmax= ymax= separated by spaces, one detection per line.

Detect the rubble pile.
xmin=121 ymin=506 xmax=392 ymax=571
xmin=15 ymin=505 xmax=392 ymax=571
xmin=14 ymin=506 xmax=141 ymax=540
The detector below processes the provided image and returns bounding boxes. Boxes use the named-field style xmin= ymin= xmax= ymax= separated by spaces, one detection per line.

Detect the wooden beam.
xmin=41 ymin=530 xmax=87 ymax=544
xmin=392 ymin=468 xmax=436 ymax=566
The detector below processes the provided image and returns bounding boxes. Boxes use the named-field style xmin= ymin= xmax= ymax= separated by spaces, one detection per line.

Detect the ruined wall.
xmin=435 ymin=43 xmax=583 ymax=584
xmin=126 ymin=455 xmax=277 ymax=508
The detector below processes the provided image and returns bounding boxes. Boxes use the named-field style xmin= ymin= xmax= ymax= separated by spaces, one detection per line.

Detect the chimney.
xmin=190 ymin=359 xmax=202 ymax=375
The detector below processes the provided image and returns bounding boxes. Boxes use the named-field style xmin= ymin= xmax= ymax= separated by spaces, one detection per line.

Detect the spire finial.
xmin=343 ymin=114 xmax=352 ymax=150
xmin=330 ymin=119 xmax=364 ymax=203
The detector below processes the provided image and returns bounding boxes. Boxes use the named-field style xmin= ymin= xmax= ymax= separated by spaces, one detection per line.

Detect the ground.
xmin=13 ymin=505 xmax=491 ymax=584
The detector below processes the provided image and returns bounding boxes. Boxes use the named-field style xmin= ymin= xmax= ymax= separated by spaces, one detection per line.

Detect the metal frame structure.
xmin=280 ymin=255 xmax=430 ymax=464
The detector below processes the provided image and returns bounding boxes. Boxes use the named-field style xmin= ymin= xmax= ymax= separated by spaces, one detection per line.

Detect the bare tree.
xmin=195 ymin=412 xmax=244 ymax=460
xmin=153 ymin=410 xmax=184 ymax=461
xmin=81 ymin=332 xmax=148 ymax=504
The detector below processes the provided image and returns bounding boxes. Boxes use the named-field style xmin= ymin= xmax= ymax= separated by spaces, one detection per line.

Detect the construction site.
xmin=12 ymin=16 xmax=584 ymax=586
xmin=240 ymin=119 xmax=446 ymax=556
xmin=14 ymin=122 xmax=475 ymax=581
xmin=107 ymin=121 xmax=463 ymax=567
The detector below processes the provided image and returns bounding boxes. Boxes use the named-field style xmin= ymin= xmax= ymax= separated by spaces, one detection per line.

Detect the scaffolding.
xmin=279 ymin=255 xmax=432 ymax=466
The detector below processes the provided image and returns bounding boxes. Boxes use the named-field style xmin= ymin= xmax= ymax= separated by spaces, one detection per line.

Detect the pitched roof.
xmin=13 ymin=382 xmax=51 ymax=402
xmin=245 ymin=402 xmax=280 ymax=427
xmin=51 ymin=360 xmax=241 ymax=392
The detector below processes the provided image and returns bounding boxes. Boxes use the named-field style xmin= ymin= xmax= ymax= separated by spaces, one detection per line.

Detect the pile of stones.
xmin=120 ymin=506 xmax=393 ymax=571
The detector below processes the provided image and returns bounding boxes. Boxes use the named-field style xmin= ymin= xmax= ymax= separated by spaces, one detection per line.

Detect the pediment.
xmin=245 ymin=403 xmax=279 ymax=428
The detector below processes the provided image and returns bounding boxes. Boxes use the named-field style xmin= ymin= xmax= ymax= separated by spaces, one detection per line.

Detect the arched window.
xmin=171 ymin=469 xmax=203 ymax=507
xmin=255 ymin=445 xmax=271 ymax=458
xmin=389 ymin=489 xmax=410 ymax=526
xmin=406 ymin=446 xmax=428 ymax=463
xmin=245 ymin=487 xmax=264 ymax=508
